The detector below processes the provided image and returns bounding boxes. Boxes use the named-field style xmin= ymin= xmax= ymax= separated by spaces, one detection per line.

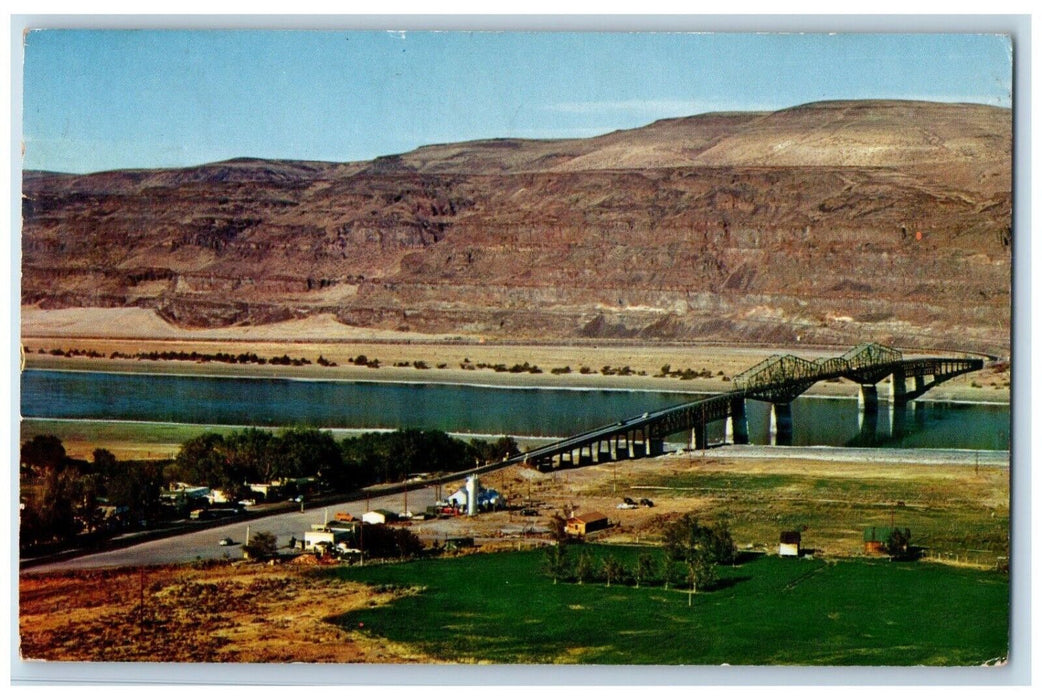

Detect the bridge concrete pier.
xmin=890 ymin=368 xmax=908 ymax=404
xmin=614 ymin=433 xmax=630 ymax=459
xmin=858 ymin=384 xmax=880 ymax=437
xmin=770 ymin=402 xmax=793 ymax=446
xmin=858 ymin=384 xmax=879 ymax=413
xmin=640 ymin=429 xmax=653 ymax=458
xmin=690 ymin=423 xmax=708 ymax=451
xmin=859 ymin=401 xmax=879 ymax=443
xmin=727 ymin=397 xmax=749 ymax=445
xmin=557 ymin=450 xmax=574 ymax=469
xmin=888 ymin=400 xmax=908 ymax=439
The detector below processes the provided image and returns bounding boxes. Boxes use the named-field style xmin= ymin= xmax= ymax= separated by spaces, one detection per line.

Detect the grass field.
xmin=593 ymin=460 xmax=1010 ymax=567
xmin=321 ymin=545 xmax=1009 ymax=665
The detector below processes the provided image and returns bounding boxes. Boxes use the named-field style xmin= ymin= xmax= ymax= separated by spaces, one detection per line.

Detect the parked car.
xmin=616 ymin=502 xmax=638 ymax=510
xmin=219 ymin=537 xmax=234 ymax=546
xmin=639 ymin=498 xmax=655 ymax=507
xmin=622 ymin=497 xmax=636 ymax=505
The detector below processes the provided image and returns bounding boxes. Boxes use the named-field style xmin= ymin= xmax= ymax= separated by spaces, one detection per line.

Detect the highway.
xmin=25 ymin=485 xmax=443 ymax=573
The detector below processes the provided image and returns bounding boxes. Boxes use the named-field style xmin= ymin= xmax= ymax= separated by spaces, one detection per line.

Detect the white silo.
xmin=466 ymin=474 xmax=479 ymax=516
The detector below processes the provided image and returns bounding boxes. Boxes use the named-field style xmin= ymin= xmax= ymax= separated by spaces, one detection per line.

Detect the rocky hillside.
xmin=21 ymin=100 xmax=1012 ymax=355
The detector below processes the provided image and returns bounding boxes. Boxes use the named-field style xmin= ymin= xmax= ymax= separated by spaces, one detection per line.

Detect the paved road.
xmin=23 ymin=445 xmax=1008 ymax=573
xmin=710 ymin=444 xmax=1010 ymax=466
xmin=26 ymin=485 xmax=443 ymax=573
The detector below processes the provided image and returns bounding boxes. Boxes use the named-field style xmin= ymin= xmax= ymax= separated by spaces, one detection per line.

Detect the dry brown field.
xmin=19 ymin=448 xmax=1009 ymax=663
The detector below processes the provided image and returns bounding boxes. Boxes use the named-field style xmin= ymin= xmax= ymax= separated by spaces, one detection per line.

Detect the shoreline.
xmin=20 ymin=363 xmax=1014 ymax=406
xmin=21 ymin=347 xmax=1009 ymax=405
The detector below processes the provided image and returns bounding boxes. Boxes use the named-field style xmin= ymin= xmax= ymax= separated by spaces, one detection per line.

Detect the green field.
xmin=595 ymin=466 xmax=1010 ymax=566
xmin=322 ymin=546 xmax=1009 ymax=665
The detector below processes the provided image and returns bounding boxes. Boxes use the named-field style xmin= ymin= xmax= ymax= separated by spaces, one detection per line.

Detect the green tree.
xmin=686 ymin=550 xmax=718 ymax=604
xmin=92 ymin=448 xmax=117 ymax=477
xmin=276 ymin=428 xmax=343 ymax=482
xmin=547 ymin=512 xmax=568 ymax=543
xmin=663 ymin=560 xmax=686 ymax=591
xmin=635 ymin=552 xmax=655 ymax=589
xmin=601 ymin=554 xmax=625 ymax=588
xmin=173 ymin=432 xmax=229 ymax=487
xmin=72 ymin=471 xmax=104 ymax=533
xmin=664 ymin=513 xmax=734 ymax=566
xmin=20 ymin=465 xmax=79 ymax=547
xmin=574 ymin=549 xmax=593 ymax=585
xmin=242 ymin=530 xmax=279 ymax=560
xmin=662 ymin=513 xmax=733 ymax=601
xmin=21 ymin=434 xmax=67 ymax=477
xmin=886 ymin=528 xmax=912 ymax=559
xmin=542 ymin=542 xmax=570 ymax=584
xmin=225 ymin=428 xmax=277 ymax=484
xmin=359 ymin=523 xmax=424 ymax=559
xmin=105 ymin=462 xmax=163 ymax=523
xmin=470 ymin=435 xmax=520 ymax=464
xmin=341 ymin=429 xmax=476 ymax=488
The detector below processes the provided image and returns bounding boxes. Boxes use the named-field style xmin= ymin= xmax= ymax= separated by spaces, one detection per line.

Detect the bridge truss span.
xmin=511 ymin=343 xmax=984 ymax=473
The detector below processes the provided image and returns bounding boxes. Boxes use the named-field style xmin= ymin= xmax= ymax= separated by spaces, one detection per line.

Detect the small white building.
xmin=303 ymin=528 xmax=352 ymax=552
xmin=446 ymin=480 xmax=506 ymax=514
xmin=362 ymin=509 xmax=397 ymax=525
xmin=779 ymin=531 xmax=802 ymax=557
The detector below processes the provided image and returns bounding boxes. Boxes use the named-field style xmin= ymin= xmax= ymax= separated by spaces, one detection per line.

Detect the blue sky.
xmin=21 ymin=30 xmax=1013 ymax=174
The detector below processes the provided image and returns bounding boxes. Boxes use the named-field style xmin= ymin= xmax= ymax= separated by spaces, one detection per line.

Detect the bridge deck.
xmin=489 ymin=344 xmax=984 ymax=473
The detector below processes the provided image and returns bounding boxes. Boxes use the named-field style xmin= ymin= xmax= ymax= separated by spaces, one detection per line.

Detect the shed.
xmin=304 ymin=529 xmax=352 ymax=552
xmin=565 ymin=512 xmax=609 ymax=537
xmin=362 ymin=509 xmax=397 ymax=525
xmin=779 ymin=531 xmax=801 ymax=557
xmin=864 ymin=526 xmax=909 ymax=555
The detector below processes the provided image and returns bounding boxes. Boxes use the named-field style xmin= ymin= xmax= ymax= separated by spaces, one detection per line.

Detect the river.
xmin=20 ymin=369 xmax=1011 ymax=451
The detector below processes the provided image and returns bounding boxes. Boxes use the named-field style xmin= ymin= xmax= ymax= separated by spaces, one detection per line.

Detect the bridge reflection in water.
xmin=516 ymin=343 xmax=983 ymax=472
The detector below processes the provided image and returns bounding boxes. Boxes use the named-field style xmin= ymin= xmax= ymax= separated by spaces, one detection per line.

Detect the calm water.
xmin=20 ymin=369 xmax=1011 ymax=450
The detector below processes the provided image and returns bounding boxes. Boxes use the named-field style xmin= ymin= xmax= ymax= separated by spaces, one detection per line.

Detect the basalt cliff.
xmin=21 ymin=100 xmax=1012 ymax=355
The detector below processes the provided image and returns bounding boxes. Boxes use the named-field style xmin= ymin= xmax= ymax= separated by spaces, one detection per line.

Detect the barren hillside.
xmin=21 ymin=100 xmax=1012 ymax=355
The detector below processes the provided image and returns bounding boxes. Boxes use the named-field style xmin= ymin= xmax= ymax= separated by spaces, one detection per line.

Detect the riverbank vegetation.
xmin=18 ymin=428 xmax=519 ymax=557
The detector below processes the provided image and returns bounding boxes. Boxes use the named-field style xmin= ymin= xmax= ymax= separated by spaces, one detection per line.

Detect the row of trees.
xmin=20 ymin=428 xmax=519 ymax=553
xmin=543 ymin=513 xmax=735 ymax=603
xmin=171 ymin=427 xmax=520 ymax=499
xmin=20 ymin=435 xmax=164 ymax=550
xmin=31 ymin=346 xmax=316 ymax=367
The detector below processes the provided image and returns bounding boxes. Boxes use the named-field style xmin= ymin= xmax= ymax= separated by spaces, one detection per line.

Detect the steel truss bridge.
xmin=503 ymin=343 xmax=983 ymax=472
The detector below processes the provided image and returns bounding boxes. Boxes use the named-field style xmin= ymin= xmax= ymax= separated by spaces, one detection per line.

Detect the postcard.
xmin=15 ymin=23 xmax=1015 ymax=678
